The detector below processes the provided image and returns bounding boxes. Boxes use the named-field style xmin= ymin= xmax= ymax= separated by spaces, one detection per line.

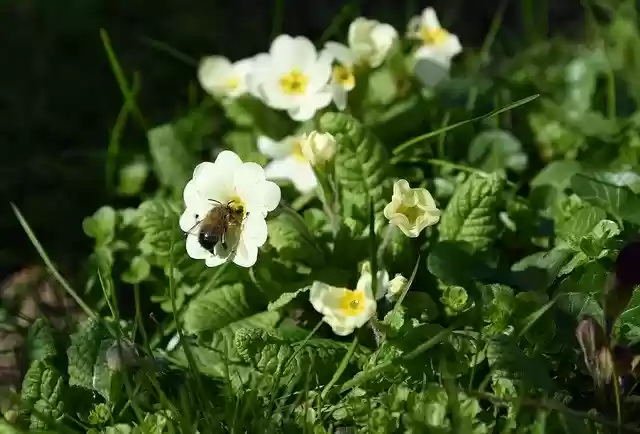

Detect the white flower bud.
xmin=301 ymin=132 xmax=337 ymax=167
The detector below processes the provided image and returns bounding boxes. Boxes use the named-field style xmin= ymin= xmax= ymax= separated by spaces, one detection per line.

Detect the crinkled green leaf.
xmin=121 ymin=255 xmax=151 ymax=284
xmin=234 ymin=328 xmax=362 ymax=389
xmin=137 ymin=198 xmax=183 ymax=261
xmin=556 ymin=205 xmax=606 ymax=250
xmin=67 ymin=319 xmax=110 ymax=391
xmin=579 ymin=219 xmax=620 ymax=258
xmin=20 ymin=359 xmax=64 ymax=429
xmin=26 ymin=318 xmax=56 ymax=362
xmin=318 ymin=112 xmax=392 ymax=225
xmin=438 ymin=173 xmax=505 ymax=251
xmin=147 ymin=123 xmax=196 ymax=195
xmin=83 ymin=206 xmax=117 ymax=246
xmin=468 ymin=129 xmax=527 ymax=173
xmin=267 ymin=285 xmax=311 ymax=311
xmin=571 ymin=173 xmax=640 ymax=226
xmin=183 ymin=283 xmax=258 ymax=335
xmin=267 ymin=209 xmax=325 ymax=267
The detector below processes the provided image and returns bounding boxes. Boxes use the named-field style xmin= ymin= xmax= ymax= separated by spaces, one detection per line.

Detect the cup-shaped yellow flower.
xmin=383 ymin=179 xmax=441 ymax=238
xmin=309 ymin=273 xmax=377 ymax=336
xmin=301 ymin=131 xmax=337 ymax=168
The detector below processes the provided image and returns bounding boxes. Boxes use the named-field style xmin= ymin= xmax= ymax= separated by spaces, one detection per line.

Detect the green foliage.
xmin=147 ymin=123 xmax=196 ymax=196
xmin=20 ymin=360 xmax=64 ymax=429
xmin=318 ymin=112 xmax=392 ymax=225
xmin=26 ymin=319 xmax=56 ymax=362
xmin=438 ymin=173 xmax=505 ymax=251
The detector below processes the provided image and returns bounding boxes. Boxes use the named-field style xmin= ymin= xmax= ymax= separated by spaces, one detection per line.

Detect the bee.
xmin=187 ymin=200 xmax=246 ymax=253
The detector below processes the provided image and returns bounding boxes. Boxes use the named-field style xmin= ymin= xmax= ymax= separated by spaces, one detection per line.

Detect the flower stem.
xmin=316 ymin=169 xmax=340 ymax=236
xmin=376 ymin=223 xmax=397 ymax=269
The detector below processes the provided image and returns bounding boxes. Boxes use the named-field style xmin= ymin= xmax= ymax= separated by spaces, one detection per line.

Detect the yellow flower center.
xmin=225 ymin=76 xmax=241 ymax=90
xmin=397 ymin=203 xmax=421 ymax=225
xmin=420 ymin=26 xmax=449 ymax=46
xmin=279 ymin=69 xmax=309 ymax=95
xmin=338 ymin=289 xmax=366 ymax=316
xmin=332 ymin=65 xmax=355 ymax=88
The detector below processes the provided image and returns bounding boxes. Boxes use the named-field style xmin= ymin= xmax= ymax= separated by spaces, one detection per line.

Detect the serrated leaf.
xmin=438 ymin=173 xmax=505 ymax=251
xmin=571 ymin=173 xmax=640 ymax=226
xmin=67 ymin=319 xmax=109 ymax=391
xmin=183 ymin=283 xmax=258 ymax=335
xmin=267 ymin=209 xmax=325 ymax=267
xmin=147 ymin=123 xmax=196 ymax=195
xmin=82 ymin=206 xmax=117 ymax=246
xmin=26 ymin=318 xmax=56 ymax=362
xmin=137 ymin=198 xmax=182 ymax=261
xmin=318 ymin=112 xmax=392 ymax=225
xmin=234 ymin=328 xmax=362 ymax=388
xmin=268 ymin=286 xmax=311 ymax=311
xmin=20 ymin=360 xmax=64 ymax=429
xmin=468 ymin=129 xmax=527 ymax=173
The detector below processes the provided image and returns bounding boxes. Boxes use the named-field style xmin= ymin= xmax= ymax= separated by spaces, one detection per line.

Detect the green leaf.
xmin=556 ymin=205 xmax=606 ymax=250
xmin=82 ymin=206 xmax=117 ymax=246
xmin=222 ymin=130 xmax=266 ymax=166
xmin=183 ymin=283 xmax=258 ymax=335
xmin=438 ymin=173 xmax=505 ymax=251
xmin=67 ymin=319 xmax=109 ymax=391
xmin=486 ymin=335 xmax=556 ymax=392
xmin=234 ymin=328 xmax=362 ymax=388
xmin=318 ymin=112 xmax=392 ymax=225
xmin=118 ymin=157 xmax=149 ymax=196
xmin=366 ymin=67 xmax=398 ymax=105
xmin=20 ymin=359 xmax=64 ymax=429
xmin=121 ymin=256 xmax=151 ymax=284
xmin=530 ymin=160 xmax=582 ymax=190
xmin=267 ymin=209 xmax=325 ymax=267
xmin=468 ymin=129 xmax=527 ymax=173
xmin=267 ymin=285 xmax=311 ymax=311
xmin=571 ymin=173 xmax=640 ymax=226
xmin=147 ymin=123 xmax=196 ymax=195
xmin=221 ymin=95 xmax=292 ymax=137
xmin=137 ymin=198 xmax=182 ymax=262
xmin=26 ymin=319 xmax=56 ymax=362
xmin=557 ymin=292 xmax=603 ymax=323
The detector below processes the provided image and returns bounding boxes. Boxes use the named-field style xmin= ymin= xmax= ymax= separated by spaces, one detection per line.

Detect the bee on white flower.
xmin=247 ymin=35 xmax=333 ymax=121
xmin=321 ymin=42 xmax=357 ymax=110
xmin=407 ymin=7 xmax=462 ymax=65
xmin=179 ymin=150 xmax=281 ymax=268
xmin=383 ymin=179 xmax=441 ymax=238
xmin=310 ymin=270 xmax=377 ymax=336
xmin=348 ymin=17 xmax=399 ymax=68
xmin=197 ymin=55 xmax=257 ymax=99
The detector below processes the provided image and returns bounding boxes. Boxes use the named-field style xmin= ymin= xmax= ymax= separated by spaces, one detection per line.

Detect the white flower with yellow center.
xmin=258 ymin=134 xmax=317 ymax=193
xmin=348 ymin=17 xmax=399 ymax=68
xmin=309 ymin=272 xmax=377 ymax=336
xmin=248 ymin=35 xmax=333 ymax=121
xmin=197 ymin=55 xmax=256 ymax=99
xmin=179 ymin=150 xmax=281 ymax=268
xmin=321 ymin=42 xmax=357 ymax=110
xmin=407 ymin=7 xmax=462 ymax=65
xmin=383 ymin=179 xmax=441 ymax=238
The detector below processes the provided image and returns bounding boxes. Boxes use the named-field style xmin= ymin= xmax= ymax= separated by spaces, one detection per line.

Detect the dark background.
xmin=0 ymin=0 xmax=584 ymax=280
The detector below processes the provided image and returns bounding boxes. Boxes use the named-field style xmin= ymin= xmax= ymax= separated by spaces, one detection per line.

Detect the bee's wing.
xmin=183 ymin=218 xmax=204 ymax=237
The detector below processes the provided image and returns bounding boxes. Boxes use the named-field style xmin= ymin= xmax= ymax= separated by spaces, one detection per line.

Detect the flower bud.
xmin=301 ymin=132 xmax=337 ymax=167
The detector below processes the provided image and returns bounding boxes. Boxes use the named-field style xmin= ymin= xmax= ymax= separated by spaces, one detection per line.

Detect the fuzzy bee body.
xmin=197 ymin=202 xmax=245 ymax=252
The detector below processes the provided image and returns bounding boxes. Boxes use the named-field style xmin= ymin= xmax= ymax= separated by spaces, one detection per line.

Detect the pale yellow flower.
xmin=383 ymin=179 xmax=441 ymax=238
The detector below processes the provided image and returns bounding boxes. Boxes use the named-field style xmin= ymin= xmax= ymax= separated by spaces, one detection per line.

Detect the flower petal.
xmin=198 ymin=56 xmax=232 ymax=94
xmin=233 ymin=239 xmax=259 ymax=268
xmin=241 ymin=213 xmax=268 ymax=247
xmin=265 ymin=157 xmax=299 ymax=182
xmin=257 ymin=135 xmax=293 ymax=159
xmin=422 ymin=7 xmax=441 ymax=29
xmin=324 ymin=41 xmax=355 ymax=66
xmin=290 ymin=163 xmax=318 ymax=193
xmin=186 ymin=235 xmax=209 ymax=260
xmin=288 ymin=92 xmax=333 ymax=121
xmin=331 ymin=84 xmax=348 ymax=111
xmin=262 ymin=180 xmax=282 ymax=212
xmin=205 ymin=253 xmax=227 ymax=268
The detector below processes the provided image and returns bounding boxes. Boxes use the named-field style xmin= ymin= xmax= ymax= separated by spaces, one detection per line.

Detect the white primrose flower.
xmin=310 ymin=272 xmax=377 ymax=336
xmin=383 ymin=179 xmax=441 ymax=238
xmin=197 ymin=55 xmax=256 ymax=99
xmin=179 ymin=150 xmax=281 ymax=268
xmin=348 ymin=17 xmax=398 ymax=68
xmin=321 ymin=42 xmax=357 ymax=110
xmin=407 ymin=7 xmax=462 ymax=65
xmin=248 ymin=35 xmax=333 ymax=121
xmin=258 ymin=134 xmax=317 ymax=193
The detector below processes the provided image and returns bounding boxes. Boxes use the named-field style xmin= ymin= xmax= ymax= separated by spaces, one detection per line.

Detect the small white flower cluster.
xmin=198 ymin=8 xmax=460 ymax=120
